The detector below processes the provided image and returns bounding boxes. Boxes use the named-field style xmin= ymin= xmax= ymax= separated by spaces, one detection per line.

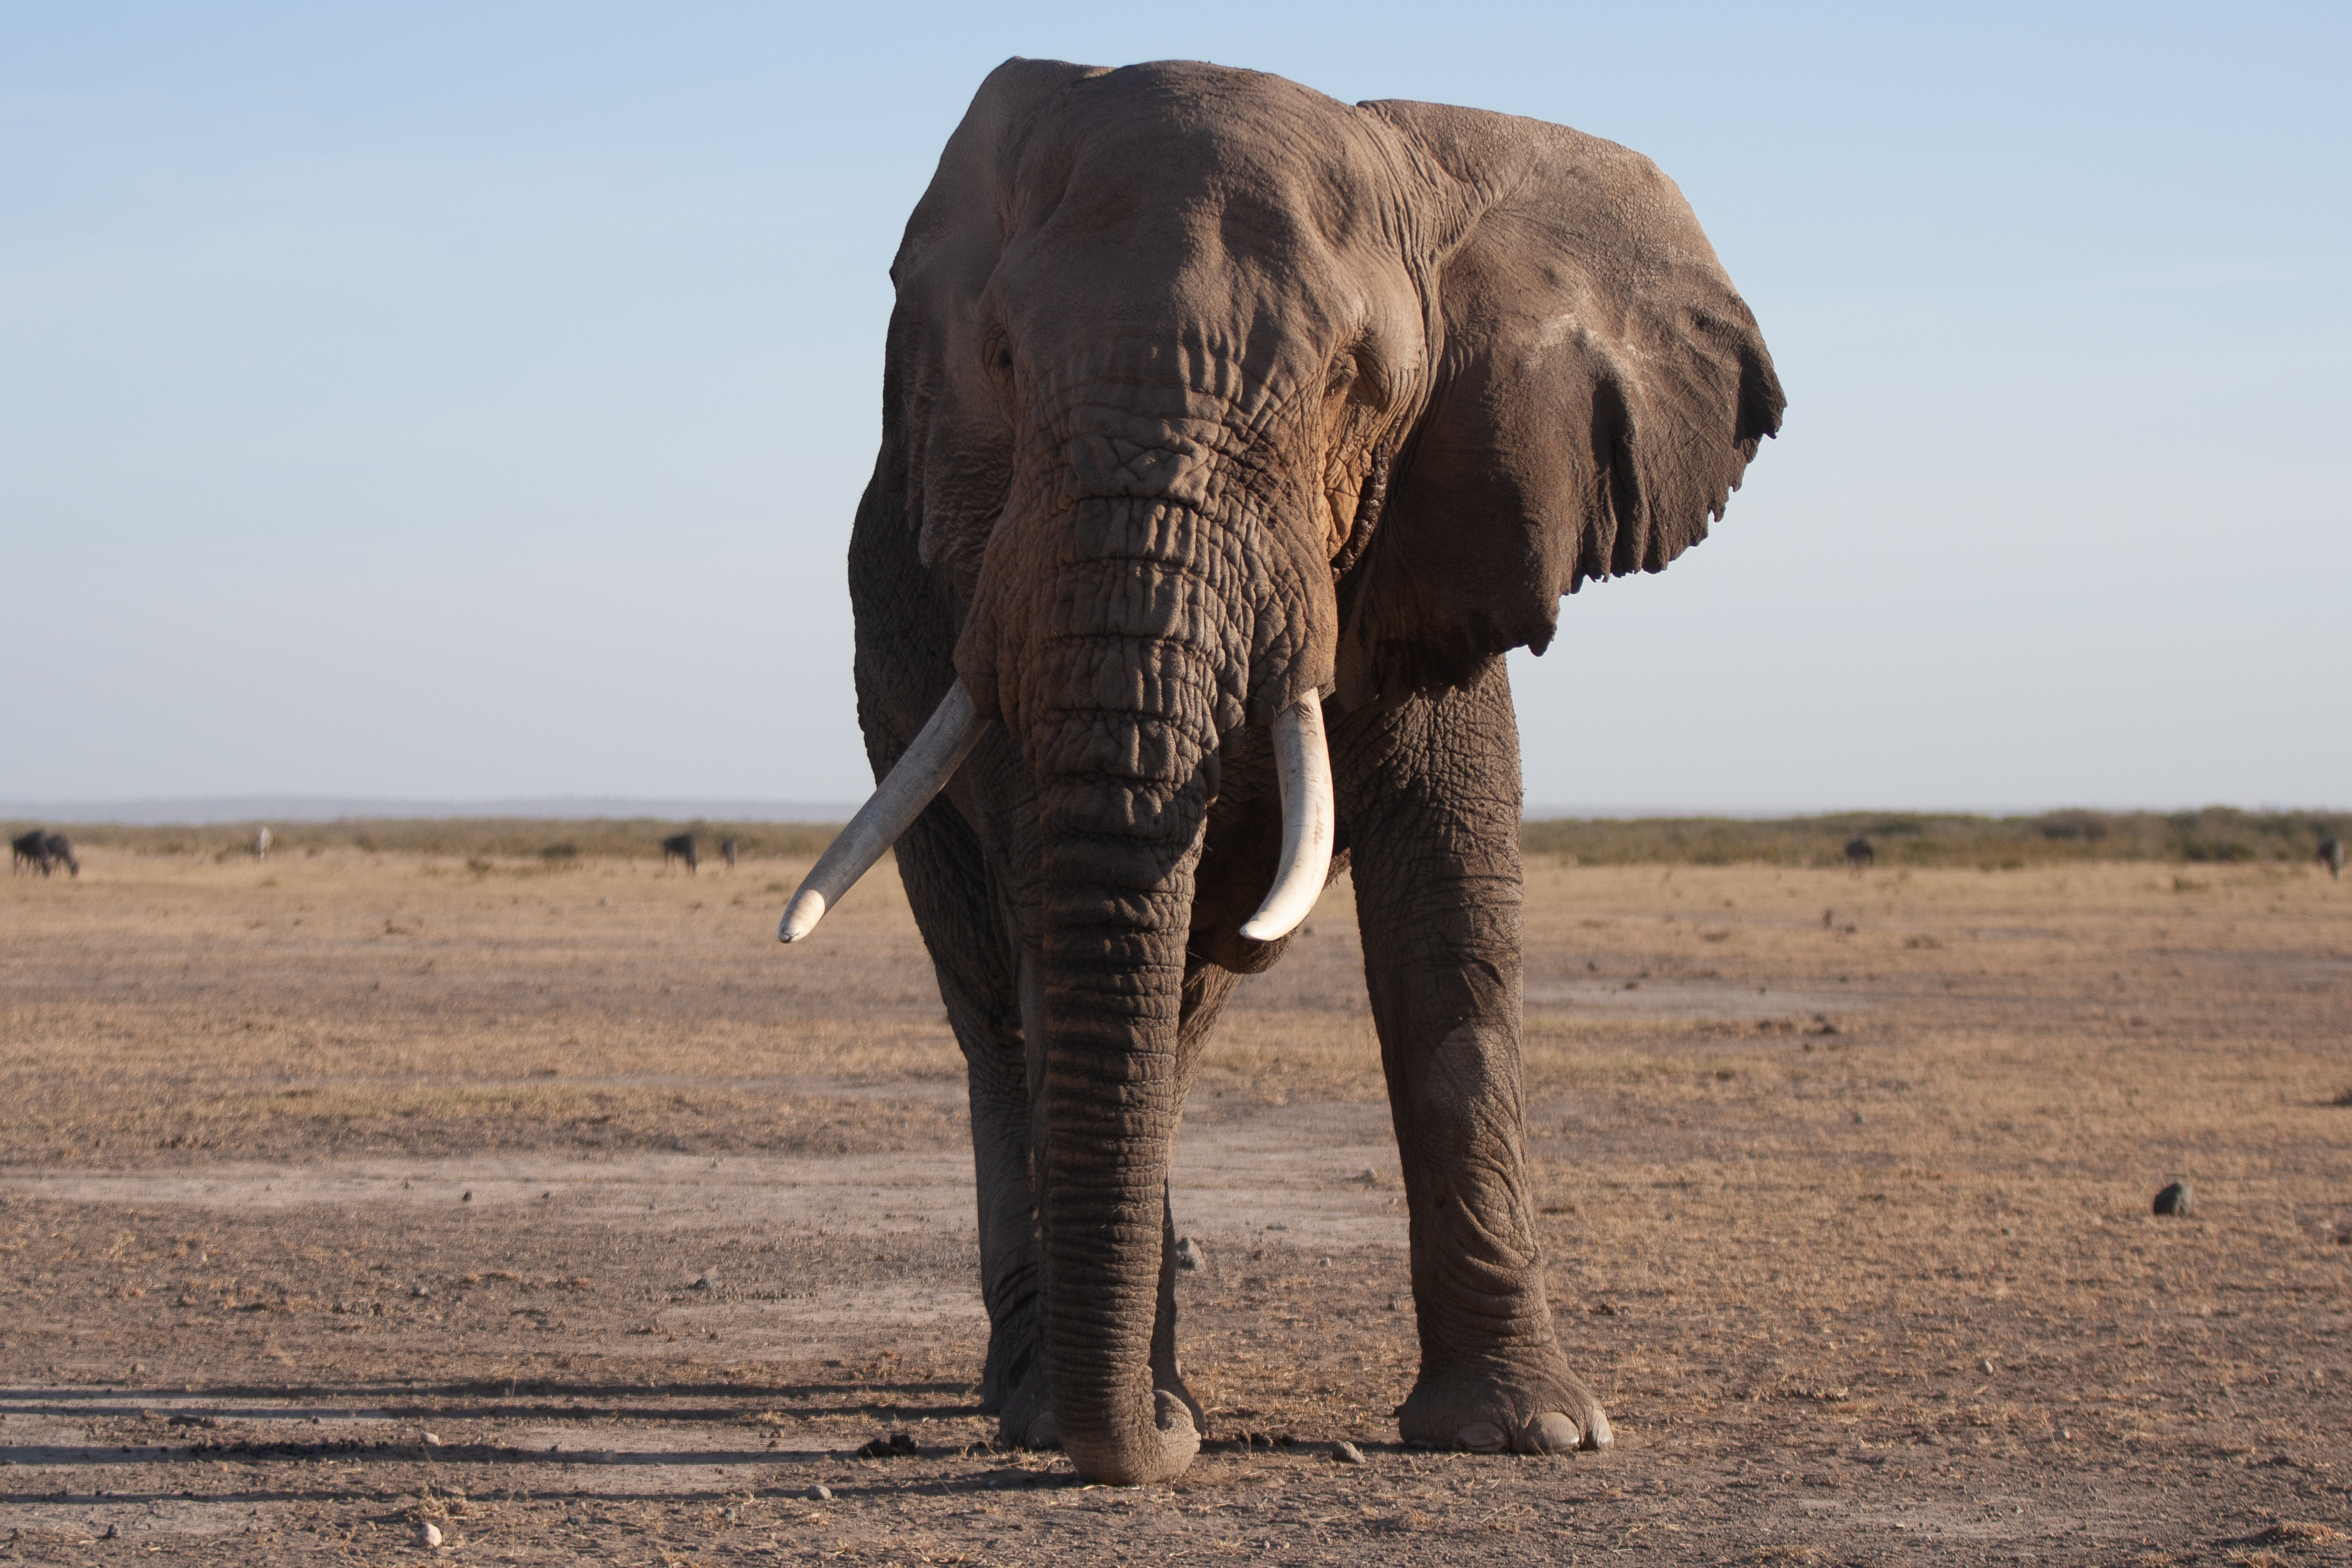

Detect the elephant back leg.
xmin=1330 ymin=655 xmax=1609 ymax=1456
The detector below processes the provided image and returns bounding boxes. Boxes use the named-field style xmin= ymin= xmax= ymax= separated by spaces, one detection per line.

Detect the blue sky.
xmin=4 ymin=3 xmax=2345 ymax=811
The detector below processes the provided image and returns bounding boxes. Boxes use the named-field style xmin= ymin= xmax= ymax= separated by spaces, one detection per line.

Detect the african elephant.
xmin=778 ymin=58 xmax=1783 ymax=1485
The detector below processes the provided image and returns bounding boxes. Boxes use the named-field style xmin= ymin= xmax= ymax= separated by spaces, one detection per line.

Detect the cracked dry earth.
xmin=1 ymin=849 xmax=2348 ymax=1565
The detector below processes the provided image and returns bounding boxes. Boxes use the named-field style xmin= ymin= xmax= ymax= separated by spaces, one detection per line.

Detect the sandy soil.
xmin=1 ymin=848 xmax=2347 ymax=1564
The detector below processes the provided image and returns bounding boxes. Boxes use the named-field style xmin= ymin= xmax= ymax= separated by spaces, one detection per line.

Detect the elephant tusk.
xmin=1238 ymin=696 xmax=1335 ymax=943
xmin=779 ymin=681 xmax=988 ymax=943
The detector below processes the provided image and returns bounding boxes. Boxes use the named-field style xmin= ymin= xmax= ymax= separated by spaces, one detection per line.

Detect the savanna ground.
xmin=1 ymin=844 xmax=2347 ymax=1565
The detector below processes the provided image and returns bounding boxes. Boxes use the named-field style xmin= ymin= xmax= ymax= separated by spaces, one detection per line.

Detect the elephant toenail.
xmin=1456 ymin=1422 xmax=1508 ymax=1452
xmin=1521 ymin=1413 xmax=1582 ymax=1452
xmin=1581 ymin=1408 xmax=1614 ymax=1450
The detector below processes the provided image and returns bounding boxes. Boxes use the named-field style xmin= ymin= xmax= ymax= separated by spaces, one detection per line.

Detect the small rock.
xmin=423 ymin=1431 xmax=444 ymax=1446
xmin=1173 ymin=1237 xmax=1207 ymax=1273
xmin=417 ymin=1521 xmax=443 ymax=1547
xmin=2154 ymin=1180 xmax=2193 ymax=1217
xmin=101 ymin=1525 xmax=120 ymax=1540
xmin=810 ymin=1484 xmax=833 ymax=1501
xmin=411 ymin=1283 xmax=431 ymax=1298
xmin=1979 ymin=1359 xmax=1995 ymax=1375
xmin=693 ymin=1271 xmax=717 ymax=1291
xmin=1333 ymin=1440 xmax=1366 ymax=1465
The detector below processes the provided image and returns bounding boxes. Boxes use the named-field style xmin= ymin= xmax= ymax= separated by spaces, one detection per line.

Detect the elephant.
xmin=776 ymin=58 xmax=1783 ymax=1485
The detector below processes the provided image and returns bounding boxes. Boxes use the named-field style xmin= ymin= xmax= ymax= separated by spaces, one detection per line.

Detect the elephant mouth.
xmin=777 ymin=681 xmax=1333 ymax=946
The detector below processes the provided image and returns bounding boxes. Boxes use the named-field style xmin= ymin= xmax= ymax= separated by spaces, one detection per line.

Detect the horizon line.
xmin=5 ymin=794 xmax=2345 ymax=827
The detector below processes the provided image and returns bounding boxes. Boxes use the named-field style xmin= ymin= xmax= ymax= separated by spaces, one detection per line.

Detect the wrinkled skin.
xmin=837 ymin=58 xmax=1783 ymax=1485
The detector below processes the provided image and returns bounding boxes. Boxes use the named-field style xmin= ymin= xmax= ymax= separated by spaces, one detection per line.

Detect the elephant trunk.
xmin=1034 ymin=788 xmax=1201 ymax=1484
xmin=997 ymin=495 xmax=1251 ymax=1484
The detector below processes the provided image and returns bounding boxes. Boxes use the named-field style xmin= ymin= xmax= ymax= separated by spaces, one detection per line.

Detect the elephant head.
xmin=784 ymin=58 xmax=1781 ymax=1484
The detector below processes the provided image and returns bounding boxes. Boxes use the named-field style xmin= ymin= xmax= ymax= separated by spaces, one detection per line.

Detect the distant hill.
xmin=0 ymin=797 xmax=858 ymax=827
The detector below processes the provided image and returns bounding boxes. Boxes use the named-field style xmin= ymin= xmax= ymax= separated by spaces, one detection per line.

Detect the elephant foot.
xmin=994 ymin=1357 xmax=1059 ymax=1450
xmin=1397 ymin=1354 xmax=1611 ymax=1456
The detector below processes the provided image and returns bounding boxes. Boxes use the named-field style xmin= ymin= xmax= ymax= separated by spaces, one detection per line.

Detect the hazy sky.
xmin=5 ymin=3 xmax=2345 ymax=811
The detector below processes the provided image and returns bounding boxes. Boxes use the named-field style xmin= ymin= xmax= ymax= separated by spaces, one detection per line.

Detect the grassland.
xmin=13 ymin=804 xmax=2343 ymax=871
xmin=0 ymin=845 xmax=2346 ymax=1563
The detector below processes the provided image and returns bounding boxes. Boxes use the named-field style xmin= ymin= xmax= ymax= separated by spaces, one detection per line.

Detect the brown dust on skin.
xmin=1 ymin=848 xmax=2347 ymax=1563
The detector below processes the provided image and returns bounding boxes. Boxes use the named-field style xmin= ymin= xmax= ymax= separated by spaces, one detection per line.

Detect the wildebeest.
xmin=660 ymin=833 xmax=698 ymax=873
xmin=252 ymin=825 xmax=272 ymax=860
xmin=10 ymin=829 xmax=49 ymax=875
xmin=720 ymin=838 xmax=738 ymax=870
xmin=41 ymin=833 xmax=78 ymax=878
xmin=2323 ymin=836 xmax=2345 ymax=881
xmin=1844 ymin=836 xmax=1875 ymax=871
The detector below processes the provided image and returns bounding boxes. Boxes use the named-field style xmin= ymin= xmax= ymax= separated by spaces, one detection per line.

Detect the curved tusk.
xmin=779 ymin=681 xmax=987 ymax=943
xmin=1238 ymin=695 xmax=1335 ymax=943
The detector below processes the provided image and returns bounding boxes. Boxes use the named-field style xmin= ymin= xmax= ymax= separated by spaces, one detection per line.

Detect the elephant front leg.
xmin=1334 ymin=660 xmax=1610 ymax=1456
xmin=965 ymin=1032 xmax=1049 ymax=1440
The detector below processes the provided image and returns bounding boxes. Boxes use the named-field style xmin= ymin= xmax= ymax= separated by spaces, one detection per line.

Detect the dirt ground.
xmin=1 ymin=846 xmax=2347 ymax=1565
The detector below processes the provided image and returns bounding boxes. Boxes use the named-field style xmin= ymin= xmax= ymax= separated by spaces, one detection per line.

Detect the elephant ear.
xmin=1334 ymin=102 xmax=1785 ymax=708
xmin=876 ymin=57 xmax=1108 ymax=585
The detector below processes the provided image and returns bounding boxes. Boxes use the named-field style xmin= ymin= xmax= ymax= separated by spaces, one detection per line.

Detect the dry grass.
xmin=1521 ymin=806 xmax=2349 ymax=868
xmin=3 ymin=846 xmax=2348 ymax=1563
xmin=3 ymin=817 xmax=838 ymax=862
xmin=13 ymin=803 xmax=2344 ymax=869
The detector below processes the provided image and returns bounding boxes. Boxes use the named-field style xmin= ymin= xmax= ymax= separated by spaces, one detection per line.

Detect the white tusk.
xmin=1238 ymin=695 xmax=1335 ymax=943
xmin=779 ymin=681 xmax=988 ymax=942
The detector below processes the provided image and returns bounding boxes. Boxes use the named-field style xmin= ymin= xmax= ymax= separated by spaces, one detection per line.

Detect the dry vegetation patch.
xmin=1 ymin=848 xmax=2347 ymax=1563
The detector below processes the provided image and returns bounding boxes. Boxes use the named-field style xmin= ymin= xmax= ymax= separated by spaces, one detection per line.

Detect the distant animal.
xmin=41 ymin=833 xmax=78 ymax=878
xmin=11 ymin=829 xmax=49 ymax=875
xmin=1844 ymin=836 xmax=1875 ymax=871
xmin=2322 ymin=836 xmax=2345 ymax=880
xmin=252 ymin=826 xmax=272 ymax=860
xmin=720 ymin=838 xmax=738 ymax=870
xmin=660 ymin=833 xmax=698 ymax=873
